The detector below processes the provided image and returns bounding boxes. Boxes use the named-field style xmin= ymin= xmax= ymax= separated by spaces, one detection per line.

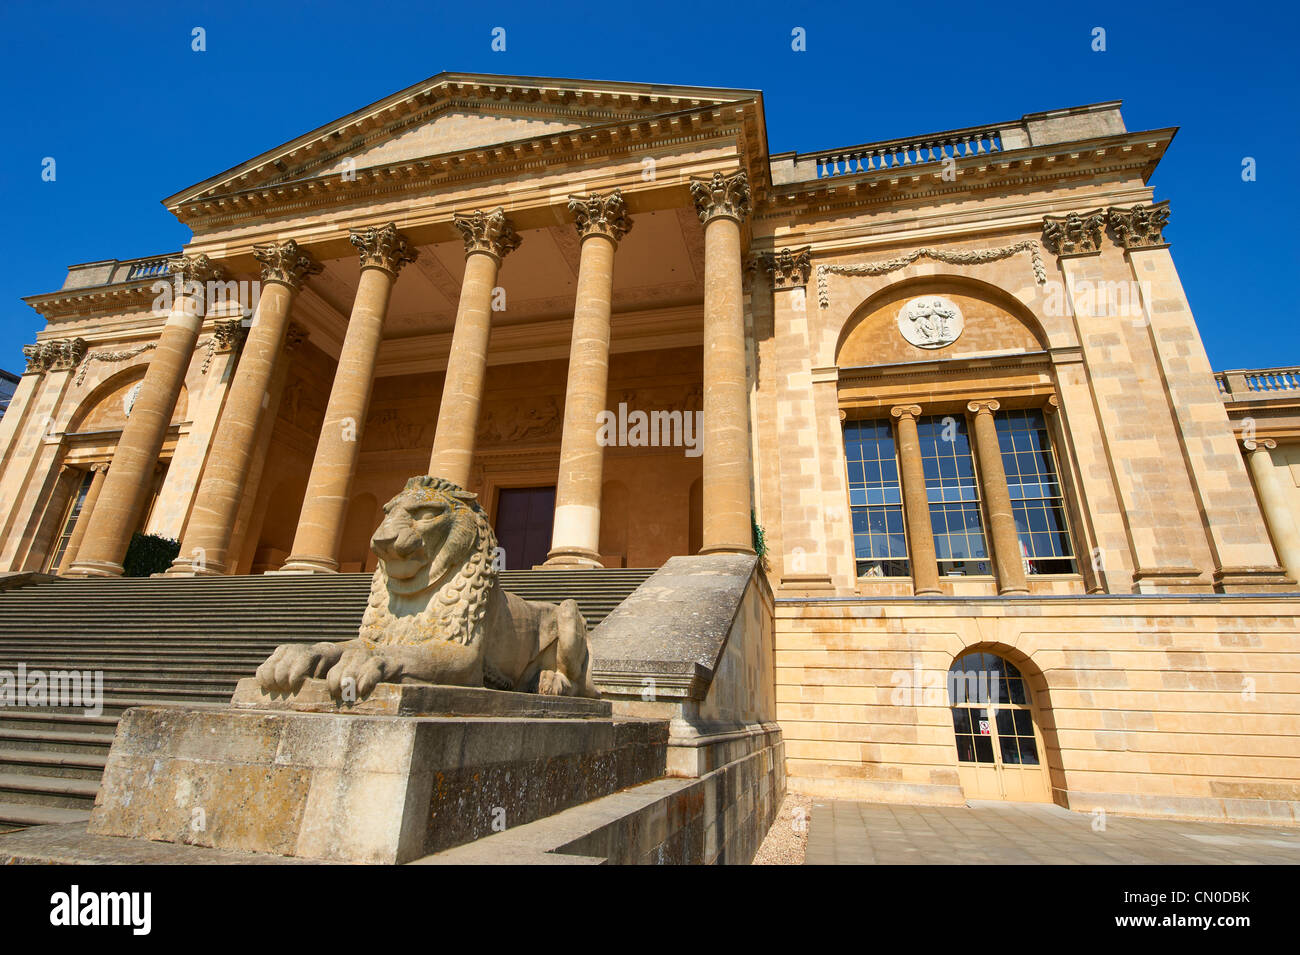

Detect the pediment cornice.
xmin=164 ymin=73 xmax=765 ymax=226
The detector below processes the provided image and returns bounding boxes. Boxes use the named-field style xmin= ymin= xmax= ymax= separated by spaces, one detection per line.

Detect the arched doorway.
xmin=948 ymin=649 xmax=1051 ymax=802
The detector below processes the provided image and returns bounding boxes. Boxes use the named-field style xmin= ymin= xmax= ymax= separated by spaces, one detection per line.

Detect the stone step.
xmin=0 ymin=710 xmax=120 ymax=732
xmin=0 ymin=801 xmax=91 ymax=828
xmin=0 ymin=726 xmax=116 ymax=750
xmin=0 ymin=568 xmax=656 ymax=821
xmin=0 ymin=771 xmax=100 ymax=809
xmin=0 ymin=748 xmax=107 ymax=780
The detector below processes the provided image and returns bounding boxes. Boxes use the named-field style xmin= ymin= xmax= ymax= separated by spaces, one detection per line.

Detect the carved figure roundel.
xmin=897 ymin=295 xmax=964 ymax=349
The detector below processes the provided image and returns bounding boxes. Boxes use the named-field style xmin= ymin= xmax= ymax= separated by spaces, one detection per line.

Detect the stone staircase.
xmin=0 ymin=569 xmax=655 ymax=830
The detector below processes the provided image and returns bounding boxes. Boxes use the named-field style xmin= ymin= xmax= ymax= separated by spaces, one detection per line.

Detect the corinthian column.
xmin=545 ymin=191 xmax=632 ymax=567
xmin=57 ymin=463 xmax=109 ymax=574
xmin=892 ymin=405 xmax=941 ymax=596
xmin=428 ymin=208 xmax=521 ymax=487
xmin=281 ymin=224 xmax=417 ymax=574
xmin=968 ymin=399 xmax=1029 ymax=595
xmin=690 ymin=171 xmax=755 ymax=555
xmin=68 ymin=255 xmax=223 ymax=577
xmin=170 ymin=240 xmax=321 ymax=575
xmin=1244 ymin=438 xmax=1300 ymax=585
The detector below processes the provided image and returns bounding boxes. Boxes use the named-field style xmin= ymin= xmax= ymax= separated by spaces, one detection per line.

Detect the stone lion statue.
xmin=256 ymin=476 xmax=600 ymax=700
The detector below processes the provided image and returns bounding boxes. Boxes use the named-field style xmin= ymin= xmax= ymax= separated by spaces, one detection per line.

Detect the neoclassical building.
xmin=3 ymin=73 xmax=1299 ymax=823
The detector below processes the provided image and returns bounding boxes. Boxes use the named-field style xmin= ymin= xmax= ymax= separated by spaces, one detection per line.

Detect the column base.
xmin=542 ymin=547 xmax=604 ymax=569
xmin=698 ymin=544 xmax=756 ymax=557
xmin=63 ymin=559 xmax=124 ymax=579
xmin=273 ymin=555 xmax=340 ymax=575
xmin=165 ymin=556 xmax=228 ymax=577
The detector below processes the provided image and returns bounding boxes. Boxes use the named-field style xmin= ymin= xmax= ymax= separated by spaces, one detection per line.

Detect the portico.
xmin=43 ymin=75 xmax=767 ymax=577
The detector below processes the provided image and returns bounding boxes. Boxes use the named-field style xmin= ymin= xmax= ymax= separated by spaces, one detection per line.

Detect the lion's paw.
xmin=537 ymin=670 xmax=573 ymax=696
xmin=325 ymin=647 xmax=401 ymax=702
xmin=256 ymin=642 xmax=344 ymax=694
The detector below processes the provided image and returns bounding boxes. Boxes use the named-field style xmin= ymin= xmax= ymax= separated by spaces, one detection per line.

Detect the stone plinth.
xmin=231 ymin=677 xmax=612 ymax=719
xmin=87 ymin=682 xmax=666 ymax=864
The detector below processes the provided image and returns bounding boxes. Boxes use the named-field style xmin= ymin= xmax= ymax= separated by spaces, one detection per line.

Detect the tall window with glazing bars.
xmin=843 ymin=406 xmax=1077 ymax=582
xmin=843 ymin=419 xmax=908 ymax=577
xmin=995 ymin=408 xmax=1076 ymax=574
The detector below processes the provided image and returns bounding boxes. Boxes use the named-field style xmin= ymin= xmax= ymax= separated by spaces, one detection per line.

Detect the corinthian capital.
xmin=764 ymin=247 xmax=812 ymax=290
xmin=23 ymin=337 xmax=88 ymax=374
xmin=689 ymin=171 xmax=752 ymax=225
xmin=349 ymin=223 xmax=419 ymax=275
xmin=452 ymin=208 xmax=522 ymax=262
xmin=167 ymin=253 xmax=224 ymax=286
xmin=253 ymin=239 xmax=323 ymax=289
xmin=1107 ymin=200 xmax=1171 ymax=251
xmin=1041 ymin=209 xmax=1106 ymax=256
xmin=568 ymin=190 xmax=633 ymax=243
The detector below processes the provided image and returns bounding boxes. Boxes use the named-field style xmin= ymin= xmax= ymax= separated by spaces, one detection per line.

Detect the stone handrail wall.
xmin=1216 ymin=367 xmax=1300 ymax=401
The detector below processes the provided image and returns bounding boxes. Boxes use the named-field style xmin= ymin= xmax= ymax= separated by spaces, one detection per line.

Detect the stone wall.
xmin=776 ymin=595 xmax=1300 ymax=825
xmin=420 ymin=725 xmax=785 ymax=864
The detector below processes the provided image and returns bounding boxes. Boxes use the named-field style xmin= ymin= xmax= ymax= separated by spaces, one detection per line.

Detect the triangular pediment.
xmin=165 ymin=72 xmax=760 ymax=208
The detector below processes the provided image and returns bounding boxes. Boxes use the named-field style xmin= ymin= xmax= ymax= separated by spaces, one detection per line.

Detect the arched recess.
xmin=598 ymin=480 xmax=630 ymax=566
xmin=836 ymin=274 xmax=1050 ymax=369
xmin=339 ymin=493 xmax=379 ymax=573
xmin=945 ymin=642 xmax=1066 ymax=806
xmin=66 ymin=365 xmax=188 ymax=435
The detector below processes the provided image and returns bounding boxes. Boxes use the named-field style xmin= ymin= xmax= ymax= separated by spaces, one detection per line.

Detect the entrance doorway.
xmin=948 ymin=650 xmax=1051 ymax=802
xmin=494 ymin=486 xmax=556 ymax=570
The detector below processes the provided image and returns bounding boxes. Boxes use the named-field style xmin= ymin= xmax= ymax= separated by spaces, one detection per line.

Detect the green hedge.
xmin=122 ymin=532 xmax=180 ymax=578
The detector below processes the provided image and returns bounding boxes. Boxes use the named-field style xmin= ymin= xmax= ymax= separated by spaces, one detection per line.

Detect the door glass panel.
xmin=948 ymin=651 xmax=1045 ymax=783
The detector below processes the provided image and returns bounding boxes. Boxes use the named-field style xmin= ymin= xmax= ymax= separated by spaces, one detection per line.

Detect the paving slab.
xmin=804 ymin=800 xmax=1300 ymax=865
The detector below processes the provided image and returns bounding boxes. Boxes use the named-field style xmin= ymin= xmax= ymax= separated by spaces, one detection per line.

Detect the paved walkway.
xmin=805 ymin=800 xmax=1300 ymax=864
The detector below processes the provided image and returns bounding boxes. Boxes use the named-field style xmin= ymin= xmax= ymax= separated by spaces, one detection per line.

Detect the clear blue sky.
xmin=1 ymin=0 xmax=1296 ymax=372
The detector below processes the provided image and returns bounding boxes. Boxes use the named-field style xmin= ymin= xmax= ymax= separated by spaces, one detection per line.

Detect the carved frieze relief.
xmin=898 ymin=296 xmax=964 ymax=349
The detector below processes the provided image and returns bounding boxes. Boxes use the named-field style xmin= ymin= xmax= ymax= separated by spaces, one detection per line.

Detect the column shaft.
xmin=282 ymin=225 xmax=414 ymax=573
xmin=58 ymin=464 xmax=108 ymax=574
xmin=172 ymin=281 xmax=295 ymax=573
xmin=70 ymin=256 xmax=221 ymax=576
xmin=1246 ymin=442 xmax=1300 ymax=585
xmin=969 ymin=400 xmax=1028 ymax=595
xmin=282 ymin=268 xmax=392 ymax=571
xmin=428 ymin=251 xmax=498 ymax=487
xmin=700 ymin=215 xmax=754 ymax=554
xmin=546 ymin=234 xmax=616 ymax=566
xmin=892 ymin=406 xmax=941 ymax=595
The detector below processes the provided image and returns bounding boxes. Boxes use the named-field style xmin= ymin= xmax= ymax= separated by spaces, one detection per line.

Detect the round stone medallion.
xmin=897 ymin=296 xmax=964 ymax=349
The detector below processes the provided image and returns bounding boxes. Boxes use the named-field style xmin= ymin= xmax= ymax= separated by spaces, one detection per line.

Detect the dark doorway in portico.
xmin=494 ymin=486 xmax=556 ymax=569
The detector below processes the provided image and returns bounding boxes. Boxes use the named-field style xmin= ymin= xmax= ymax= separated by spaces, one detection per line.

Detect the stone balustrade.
xmin=813 ymin=126 xmax=1005 ymax=178
xmin=1216 ymin=366 xmax=1300 ymax=401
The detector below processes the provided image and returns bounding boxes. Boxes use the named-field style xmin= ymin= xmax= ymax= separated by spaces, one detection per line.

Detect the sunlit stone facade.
xmin=3 ymin=73 xmax=1299 ymax=823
